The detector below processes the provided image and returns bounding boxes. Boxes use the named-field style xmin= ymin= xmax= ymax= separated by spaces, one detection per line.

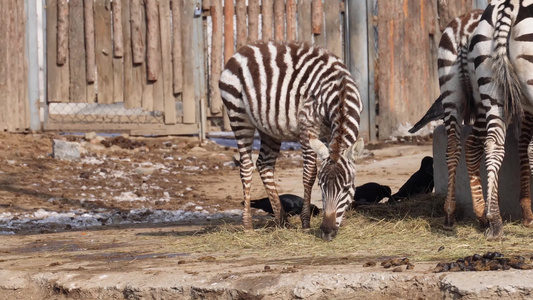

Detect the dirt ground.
xmin=0 ymin=132 xmax=439 ymax=299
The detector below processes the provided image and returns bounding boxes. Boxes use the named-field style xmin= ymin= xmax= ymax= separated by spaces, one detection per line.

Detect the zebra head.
xmin=310 ymin=138 xmax=364 ymax=241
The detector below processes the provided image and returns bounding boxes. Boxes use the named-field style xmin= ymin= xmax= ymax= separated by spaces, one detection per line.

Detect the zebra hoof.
xmin=443 ymin=217 xmax=455 ymax=231
xmin=484 ymin=226 xmax=505 ymax=241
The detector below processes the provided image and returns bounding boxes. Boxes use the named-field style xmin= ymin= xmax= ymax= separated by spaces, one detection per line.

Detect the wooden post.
xmin=69 ymin=0 xmax=87 ymax=103
xmin=57 ymin=0 xmax=68 ymax=65
xmin=202 ymin=0 xmax=211 ymax=10
xmin=248 ymin=0 xmax=260 ymax=43
xmin=0 ymin=1 xmax=7 ymax=129
xmin=130 ymin=0 xmax=144 ymax=64
xmin=84 ymin=0 xmax=95 ymax=83
xmin=210 ymin=0 xmax=223 ymax=114
xmin=94 ymin=0 xmax=114 ymax=104
xmin=236 ymin=0 xmax=247 ymax=50
xmin=324 ymin=0 xmax=341 ymax=58
xmin=122 ymin=0 xmax=136 ymax=108
xmin=297 ymin=0 xmax=312 ymax=43
xmin=312 ymin=0 xmax=323 ymax=35
xmin=274 ymin=0 xmax=285 ymax=41
xmin=145 ymin=0 xmax=159 ymax=81
xmin=182 ymin=0 xmax=196 ymax=124
xmin=160 ymin=0 xmax=176 ymax=124
xmin=262 ymin=0 xmax=273 ymax=41
xmin=112 ymin=0 xmax=123 ymax=57
xmin=224 ymin=0 xmax=234 ymax=60
xmin=171 ymin=0 xmax=183 ymax=94
xmin=286 ymin=0 xmax=296 ymax=41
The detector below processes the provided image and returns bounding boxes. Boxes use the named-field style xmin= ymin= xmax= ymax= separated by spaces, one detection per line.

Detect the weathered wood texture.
xmin=262 ymin=0 xmax=274 ymax=41
xmin=57 ymin=0 xmax=69 ymax=65
xmin=437 ymin=0 xmax=472 ymax=31
xmin=286 ymin=0 xmax=297 ymax=41
xmin=69 ymin=0 xmax=86 ymax=103
xmin=297 ymin=0 xmax=312 ymax=42
xmin=376 ymin=0 xmax=442 ymax=139
xmin=236 ymin=0 xmax=247 ymax=50
xmin=210 ymin=0 xmax=223 ymax=114
xmin=274 ymin=0 xmax=285 ymax=41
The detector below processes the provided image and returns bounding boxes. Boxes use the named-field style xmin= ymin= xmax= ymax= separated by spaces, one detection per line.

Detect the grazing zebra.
xmin=219 ymin=41 xmax=363 ymax=241
xmin=410 ymin=10 xmax=489 ymax=229
xmin=468 ymin=0 xmax=533 ymax=239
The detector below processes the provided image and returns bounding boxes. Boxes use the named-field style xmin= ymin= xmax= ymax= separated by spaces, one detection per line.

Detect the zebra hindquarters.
xmin=518 ymin=113 xmax=533 ymax=227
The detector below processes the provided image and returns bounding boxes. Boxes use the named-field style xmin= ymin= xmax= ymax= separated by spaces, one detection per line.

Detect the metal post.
xmin=25 ymin=0 xmax=42 ymax=131
xmin=346 ymin=0 xmax=371 ymax=141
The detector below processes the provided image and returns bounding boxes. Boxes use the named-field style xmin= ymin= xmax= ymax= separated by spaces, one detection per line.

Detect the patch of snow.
xmin=81 ymin=157 xmax=105 ymax=165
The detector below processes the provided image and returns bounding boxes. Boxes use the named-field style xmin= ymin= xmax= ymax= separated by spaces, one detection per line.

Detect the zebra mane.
xmin=329 ymin=72 xmax=351 ymax=162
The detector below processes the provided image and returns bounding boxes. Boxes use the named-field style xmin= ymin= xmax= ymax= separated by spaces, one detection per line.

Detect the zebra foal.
xmin=219 ymin=41 xmax=363 ymax=241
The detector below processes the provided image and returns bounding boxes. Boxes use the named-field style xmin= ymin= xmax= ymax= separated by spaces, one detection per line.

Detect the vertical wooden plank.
xmin=224 ymin=0 xmax=234 ymax=61
xmin=112 ymin=0 xmax=123 ymax=57
xmin=26 ymin=0 xmax=41 ymax=130
xmin=130 ymin=0 xmax=144 ymax=64
xmin=312 ymin=0 xmax=323 ymax=34
xmin=210 ymin=0 xmax=223 ymax=114
xmin=202 ymin=0 xmax=212 ymax=10
xmin=182 ymin=0 xmax=196 ymax=124
xmin=94 ymin=0 xmax=114 ymax=104
xmin=84 ymin=0 xmax=96 ymax=103
xmin=298 ymin=0 xmax=312 ymax=43
xmin=274 ymin=0 xmax=285 ymax=41
xmin=236 ymin=0 xmax=247 ymax=50
xmin=122 ymin=0 xmax=133 ymax=108
xmin=262 ymin=0 xmax=274 ymax=41
xmin=193 ymin=8 xmax=206 ymax=132
xmin=69 ymin=0 xmax=87 ymax=103
xmin=324 ymin=0 xmax=341 ymax=57
xmin=125 ymin=0 xmax=141 ymax=108
xmin=57 ymin=0 xmax=68 ymax=65
xmin=47 ymin=0 xmax=69 ymax=103
xmin=159 ymin=0 xmax=175 ymax=123
xmin=16 ymin=0 xmax=28 ymax=129
xmin=7 ymin=0 xmax=17 ymax=130
xmin=286 ymin=0 xmax=297 ymax=41
xmin=141 ymin=2 xmax=154 ymax=111
xmin=367 ymin=0 xmax=378 ymax=141
xmin=171 ymin=0 xmax=183 ymax=94
xmin=248 ymin=0 xmax=260 ymax=42
xmin=113 ymin=48 xmax=124 ymax=103
xmin=0 ymin=0 xmax=6 ymax=129
xmin=146 ymin=0 xmax=160 ymax=82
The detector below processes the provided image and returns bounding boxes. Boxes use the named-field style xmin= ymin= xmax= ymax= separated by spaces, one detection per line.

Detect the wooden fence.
xmin=5 ymin=0 xmax=489 ymax=139
xmin=0 ymin=1 xmax=29 ymax=132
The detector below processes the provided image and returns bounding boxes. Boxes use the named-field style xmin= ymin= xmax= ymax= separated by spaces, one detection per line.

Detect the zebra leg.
xmin=483 ymin=118 xmax=506 ymax=240
xmin=443 ymin=119 xmax=462 ymax=230
xmin=519 ymin=113 xmax=533 ymax=227
xmin=233 ymin=128 xmax=256 ymax=230
xmin=298 ymin=137 xmax=318 ymax=229
xmin=465 ymin=119 xmax=488 ymax=229
xmin=256 ymin=133 xmax=285 ymax=227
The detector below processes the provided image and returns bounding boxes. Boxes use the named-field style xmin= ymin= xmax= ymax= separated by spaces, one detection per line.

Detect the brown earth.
xmin=0 ymin=132 xmax=438 ymax=299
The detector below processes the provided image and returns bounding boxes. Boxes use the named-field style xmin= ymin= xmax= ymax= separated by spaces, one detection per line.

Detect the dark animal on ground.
xmin=391 ymin=156 xmax=434 ymax=201
xmin=350 ymin=182 xmax=392 ymax=209
xmin=244 ymin=194 xmax=321 ymax=216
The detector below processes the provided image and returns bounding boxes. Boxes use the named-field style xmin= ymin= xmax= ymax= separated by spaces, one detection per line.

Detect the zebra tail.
xmin=492 ymin=7 xmax=524 ymax=123
xmin=408 ymin=95 xmax=444 ymax=134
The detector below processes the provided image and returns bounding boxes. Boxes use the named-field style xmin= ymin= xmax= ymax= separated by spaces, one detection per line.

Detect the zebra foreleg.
xmin=465 ymin=120 xmax=488 ymax=229
xmin=519 ymin=113 xmax=533 ymax=227
xmin=443 ymin=120 xmax=462 ymax=230
xmin=300 ymin=141 xmax=318 ymax=229
xmin=256 ymin=134 xmax=285 ymax=227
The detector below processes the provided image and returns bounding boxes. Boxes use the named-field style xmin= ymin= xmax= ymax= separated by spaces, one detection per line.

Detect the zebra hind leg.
xmin=465 ymin=120 xmax=488 ymax=229
xmin=233 ymin=128 xmax=257 ymax=230
xmin=443 ymin=121 xmax=462 ymax=230
xmin=256 ymin=133 xmax=286 ymax=227
xmin=299 ymin=137 xmax=318 ymax=229
xmin=519 ymin=113 xmax=533 ymax=227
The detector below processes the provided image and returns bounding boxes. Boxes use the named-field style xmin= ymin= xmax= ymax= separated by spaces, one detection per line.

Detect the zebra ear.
xmin=309 ymin=138 xmax=330 ymax=160
xmin=344 ymin=138 xmax=365 ymax=162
